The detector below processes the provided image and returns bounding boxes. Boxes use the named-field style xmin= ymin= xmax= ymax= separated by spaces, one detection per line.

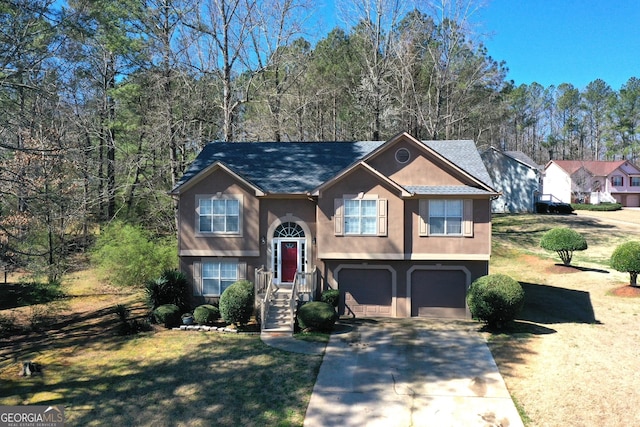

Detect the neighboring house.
xmin=480 ymin=147 xmax=541 ymax=213
xmin=543 ymin=160 xmax=640 ymax=207
xmin=169 ymin=132 xmax=498 ymax=330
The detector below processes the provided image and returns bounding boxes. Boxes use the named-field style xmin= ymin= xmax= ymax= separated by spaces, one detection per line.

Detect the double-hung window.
xmin=334 ymin=195 xmax=387 ymax=236
xmin=631 ymin=177 xmax=640 ymax=187
xmin=611 ymin=176 xmax=624 ymax=187
xmin=429 ymin=200 xmax=463 ymax=235
xmin=419 ymin=199 xmax=473 ymax=237
xmin=198 ymin=196 xmax=241 ymax=234
xmin=202 ymin=261 xmax=237 ymax=296
xmin=344 ymin=199 xmax=378 ymax=235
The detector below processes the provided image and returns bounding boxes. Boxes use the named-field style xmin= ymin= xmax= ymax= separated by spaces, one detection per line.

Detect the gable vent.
xmin=395 ymin=148 xmax=411 ymax=163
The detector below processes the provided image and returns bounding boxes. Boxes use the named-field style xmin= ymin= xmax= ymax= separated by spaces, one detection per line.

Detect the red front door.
xmin=281 ymin=241 xmax=298 ymax=283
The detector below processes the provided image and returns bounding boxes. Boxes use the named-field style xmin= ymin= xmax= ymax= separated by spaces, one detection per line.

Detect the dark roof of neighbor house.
xmin=172 ymin=139 xmax=494 ymax=195
xmin=549 ymin=160 xmax=629 ymax=176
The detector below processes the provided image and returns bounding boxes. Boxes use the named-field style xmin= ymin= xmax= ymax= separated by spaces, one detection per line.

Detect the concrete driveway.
xmin=304 ymin=318 xmax=523 ymax=427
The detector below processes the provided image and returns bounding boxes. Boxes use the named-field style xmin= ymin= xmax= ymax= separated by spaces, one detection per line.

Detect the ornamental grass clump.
xmin=540 ymin=227 xmax=588 ymax=266
xmin=610 ymin=241 xmax=640 ymax=286
xmin=466 ymin=274 xmax=524 ymax=329
xmin=297 ymin=301 xmax=338 ymax=332
xmin=145 ymin=269 xmax=190 ymax=312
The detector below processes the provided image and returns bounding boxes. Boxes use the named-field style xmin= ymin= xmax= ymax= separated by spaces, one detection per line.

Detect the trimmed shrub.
xmin=145 ymin=269 xmax=190 ymax=312
xmin=571 ymin=202 xmax=622 ymax=211
xmin=611 ymin=241 xmax=640 ymax=286
xmin=194 ymin=304 xmax=220 ymax=325
xmin=297 ymin=301 xmax=338 ymax=332
xmin=320 ymin=289 xmax=340 ymax=307
xmin=219 ymin=280 xmax=255 ymax=326
xmin=540 ymin=227 xmax=588 ymax=265
xmin=466 ymin=274 xmax=524 ymax=329
xmin=152 ymin=304 xmax=181 ymax=328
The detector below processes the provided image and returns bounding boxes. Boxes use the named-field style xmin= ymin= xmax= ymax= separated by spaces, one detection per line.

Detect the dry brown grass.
xmin=488 ymin=209 xmax=640 ymax=426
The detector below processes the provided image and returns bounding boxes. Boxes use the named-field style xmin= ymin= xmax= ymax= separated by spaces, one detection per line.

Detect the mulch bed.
xmin=546 ymin=264 xmax=581 ymax=274
xmin=610 ymin=285 xmax=640 ymax=297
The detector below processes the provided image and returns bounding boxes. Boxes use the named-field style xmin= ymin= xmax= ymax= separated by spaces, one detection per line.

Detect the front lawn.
xmin=0 ymin=270 xmax=322 ymax=426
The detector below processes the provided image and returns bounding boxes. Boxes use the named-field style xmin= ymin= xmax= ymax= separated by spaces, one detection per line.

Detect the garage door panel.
xmin=339 ymin=269 xmax=393 ymax=318
xmin=411 ymin=270 xmax=467 ymax=318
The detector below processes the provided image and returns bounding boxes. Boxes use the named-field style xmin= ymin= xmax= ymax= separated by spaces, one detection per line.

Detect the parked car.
xmin=535 ymin=200 xmax=574 ymax=214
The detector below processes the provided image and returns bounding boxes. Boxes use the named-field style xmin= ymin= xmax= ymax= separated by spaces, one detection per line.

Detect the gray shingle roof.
xmin=404 ymin=185 xmax=495 ymax=196
xmin=172 ymin=139 xmax=494 ymax=194
xmin=503 ymin=150 xmax=541 ymax=170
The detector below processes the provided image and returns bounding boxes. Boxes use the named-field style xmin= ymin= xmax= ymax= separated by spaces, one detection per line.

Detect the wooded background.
xmin=1 ymin=0 xmax=638 ymax=279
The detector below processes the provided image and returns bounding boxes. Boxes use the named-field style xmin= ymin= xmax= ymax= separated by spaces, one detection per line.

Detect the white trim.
xmin=332 ymin=264 xmax=397 ymax=317
xmin=320 ymin=252 xmax=490 ymax=261
xmin=273 ymin=238 xmax=306 ymax=284
xmin=266 ymin=215 xmax=312 ymax=285
xmin=180 ymin=250 xmax=259 ymax=257
xmin=406 ymin=265 xmax=471 ymax=318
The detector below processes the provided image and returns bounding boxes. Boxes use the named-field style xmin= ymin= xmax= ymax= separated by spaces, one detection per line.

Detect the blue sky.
xmin=316 ymin=0 xmax=640 ymax=91
xmin=477 ymin=0 xmax=640 ymax=90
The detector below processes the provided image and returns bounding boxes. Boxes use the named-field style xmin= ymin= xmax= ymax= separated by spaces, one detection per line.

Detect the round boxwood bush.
xmin=152 ymin=304 xmax=181 ymax=328
xmin=297 ymin=301 xmax=338 ymax=332
xmin=194 ymin=304 xmax=220 ymax=324
xmin=611 ymin=241 xmax=640 ymax=286
xmin=540 ymin=227 xmax=588 ymax=266
xmin=466 ymin=274 xmax=524 ymax=329
xmin=219 ymin=280 xmax=255 ymax=326
xmin=321 ymin=289 xmax=340 ymax=307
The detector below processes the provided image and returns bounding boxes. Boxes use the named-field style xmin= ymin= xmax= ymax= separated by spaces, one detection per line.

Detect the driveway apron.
xmin=304 ymin=318 xmax=523 ymax=427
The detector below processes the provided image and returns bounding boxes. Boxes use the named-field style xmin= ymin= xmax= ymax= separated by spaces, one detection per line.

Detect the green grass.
xmin=492 ymin=213 xmax=631 ymax=269
xmin=0 ymin=273 xmax=322 ymax=427
xmin=2 ymin=330 xmax=322 ymax=426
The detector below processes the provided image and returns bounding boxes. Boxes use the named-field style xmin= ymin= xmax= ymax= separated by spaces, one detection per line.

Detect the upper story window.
xmin=344 ymin=199 xmax=377 ymax=235
xmin=197 ymin=195 xmax=242 ymax=234
xmin=334 ymin=195 xmax=387 ymax=236
xmin=429 ymin=200 xmax=463 ymax=235
xmin=631 ymin=177 xmax=640 ymax=187
xmin=419 ymin=199 xmax=474 ymax=237
xmin=611 ymin=176 xmax=624 ymax=187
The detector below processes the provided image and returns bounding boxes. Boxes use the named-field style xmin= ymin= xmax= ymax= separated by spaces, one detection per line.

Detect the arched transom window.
xmin=274 ymin=222 xmax=305 ymax=238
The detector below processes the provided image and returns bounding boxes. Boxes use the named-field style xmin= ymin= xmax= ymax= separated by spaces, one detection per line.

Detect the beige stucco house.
xmin=170 ymin=132 xmax=498 ymax=331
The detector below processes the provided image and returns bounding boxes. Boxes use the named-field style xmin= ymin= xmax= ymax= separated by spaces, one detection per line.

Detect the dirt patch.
xmin=610 ymin=285 xmax=640 ymax=297
xmin=545 ymin=264 xmax=581 ymax=274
